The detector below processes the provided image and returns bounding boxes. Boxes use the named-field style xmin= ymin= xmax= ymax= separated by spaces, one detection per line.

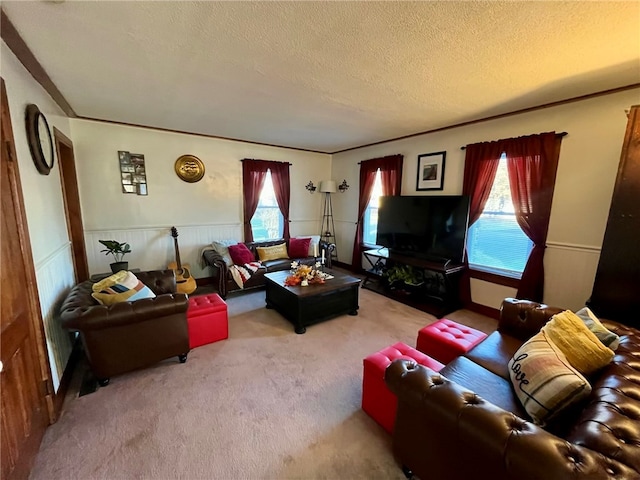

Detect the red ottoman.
xmin=187 ymin=293 xmax=228 ymax=349
xmin=362 ymin=342 xmax=444 ymax=434
xmin=416 ymin=318 xmax=487 ymax=364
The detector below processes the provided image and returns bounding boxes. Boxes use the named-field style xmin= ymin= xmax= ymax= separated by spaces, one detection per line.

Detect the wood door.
xmin=1 ymin=79 xmax=53 ymax=479
xmin=588 ymin=105 xmax=640 ymax=325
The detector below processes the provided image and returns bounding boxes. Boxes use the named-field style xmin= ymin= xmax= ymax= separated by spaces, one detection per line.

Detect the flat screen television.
xmin=376 ymin=195 xmax=470 ymax=264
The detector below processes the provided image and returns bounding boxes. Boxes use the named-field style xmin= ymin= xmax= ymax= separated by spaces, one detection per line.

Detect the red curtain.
xmin=505 ymin=132 xmax=560 ymax=301
xmin=269 ymin=161 xmax=291 ymax=240
xmin=241 ymin=158 xmax=293 ymax=242
xmin=242 ymin=160 xmax=269 ymax=242
xmin=351 ymin=154 xmax=403 ymax=271
xmin=460 ymin=142 xmax=503 ymax=303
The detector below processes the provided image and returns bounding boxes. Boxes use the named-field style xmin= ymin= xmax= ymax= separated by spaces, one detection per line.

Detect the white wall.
xmin=332 ymin=88 xmax=640 ymax=311
xmin=69 ymin=119 xmax=332 ymax=277
xmin=1 ymin=40 xmax=75 ymax=391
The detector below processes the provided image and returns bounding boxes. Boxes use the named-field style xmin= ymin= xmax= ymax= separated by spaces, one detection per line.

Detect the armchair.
xmin=60 ymin=270 xmax=190 ymax=386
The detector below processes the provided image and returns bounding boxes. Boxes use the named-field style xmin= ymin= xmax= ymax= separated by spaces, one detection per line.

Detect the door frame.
xmin=54 ymin=127 xmax=89 ymax=283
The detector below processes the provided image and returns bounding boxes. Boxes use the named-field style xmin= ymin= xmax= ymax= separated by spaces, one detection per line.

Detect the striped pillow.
xmin=92 ymin=270 xmax=156 ymax=305
xmin=508 ymin=331 xmax=591 ymax=426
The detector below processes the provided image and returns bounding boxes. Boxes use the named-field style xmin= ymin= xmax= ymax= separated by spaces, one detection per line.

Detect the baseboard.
xmin=465 ymin=302 xmax=500 ymax=320
xmin=53 ymin=337 xmax=82 ymax=421
xmin=332 ymin=260 xmax=353 ymax=271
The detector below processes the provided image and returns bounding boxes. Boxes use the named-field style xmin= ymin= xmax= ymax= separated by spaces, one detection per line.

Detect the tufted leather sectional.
xmin=385 ymin=298 xmax=640 ymax=480
xmin=203 ymin=239 xmax=335 ymax=298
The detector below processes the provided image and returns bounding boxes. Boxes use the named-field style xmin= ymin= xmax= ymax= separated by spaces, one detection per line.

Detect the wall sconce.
xmin=338 ymin=179 xmax=350 ymax=192
xmin=305 ymin=181 xmax=317 ymax=193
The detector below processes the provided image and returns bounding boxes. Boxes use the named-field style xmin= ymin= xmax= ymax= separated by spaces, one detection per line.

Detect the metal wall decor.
xmin=25 ymin=104 xmax=55 ymax=175
xmin=118 ymin=151 xmax=148 ymax=195
xmin=175 ymin=155 xmax=205 ymax=183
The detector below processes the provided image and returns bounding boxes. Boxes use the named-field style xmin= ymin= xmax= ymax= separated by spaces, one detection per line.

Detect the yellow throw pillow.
xmin=256 ymin=243 xmax=289 ymax=262
xmin=92 ymin=270 xmax=156 ymax=305
xmin=541 ymin=310 xmax=614 ymax=375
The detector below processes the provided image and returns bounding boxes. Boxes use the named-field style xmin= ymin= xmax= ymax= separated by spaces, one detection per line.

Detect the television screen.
xmin=376 ymin=195 xmax=470 ymax=264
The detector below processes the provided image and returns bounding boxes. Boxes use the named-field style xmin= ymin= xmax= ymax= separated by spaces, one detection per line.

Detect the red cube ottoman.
xmin=362 ymin=342 xmax=444 ymax=434
xmin=187 ymin=293 xmax=228 ymax=349
xmin=416 ymin=318 xmax=487 ymax=364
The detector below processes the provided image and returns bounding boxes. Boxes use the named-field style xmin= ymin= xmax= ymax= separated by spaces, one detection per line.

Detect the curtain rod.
xmin=240 ymin=159 xmax=292 ymax=165
xmin=460 ymin=132 xmax=568 ymax=150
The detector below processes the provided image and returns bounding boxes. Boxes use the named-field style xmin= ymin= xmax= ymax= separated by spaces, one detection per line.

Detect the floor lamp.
xmin=319 ymin=180 xmax=337 ymax=263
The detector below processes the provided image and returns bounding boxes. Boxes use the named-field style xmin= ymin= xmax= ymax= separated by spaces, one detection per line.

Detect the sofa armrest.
xmin=499 ymin=297 xmax=564 ymax=341
xmin=61 ymin=293 xmax=189 ymax=331
xmin=203 ymin=249 xmax=230 ymax=297
xmin=385 ymin=359 xmax=636 ymax=480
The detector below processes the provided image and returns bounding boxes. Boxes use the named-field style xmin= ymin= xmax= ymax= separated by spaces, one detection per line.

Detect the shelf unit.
xmin=362 ymin=248 xmax=466 ymax=317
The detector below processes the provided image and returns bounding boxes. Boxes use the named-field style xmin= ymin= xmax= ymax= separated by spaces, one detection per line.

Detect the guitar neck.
xmin=173 ymin=237 xmax=182 ymax=270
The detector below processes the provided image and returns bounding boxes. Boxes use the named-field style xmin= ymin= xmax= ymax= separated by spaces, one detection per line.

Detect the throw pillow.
xmin=212 ymin=240 xmax=234 ymax=266
xmin=228 ymin=243 xmax=255 ymax=265
xmin=508 ymin=331 xmax=591 ymax=426
xmin=574 ymin=306 xmax=620 ymax=350
xmin=541 ymin=310 xmax=615 ymax=375
xmin=289 ymin=237 xmax=312 ymax=259
xmin=92 ymin=270 xmax=156 ymax=306
xmin=256 ymin=243 xmax=289 ymax=262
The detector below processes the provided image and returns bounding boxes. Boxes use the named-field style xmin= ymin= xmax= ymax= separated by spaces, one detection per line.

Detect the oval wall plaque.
xmin=174 ymin=155 xmax=205 ymax=183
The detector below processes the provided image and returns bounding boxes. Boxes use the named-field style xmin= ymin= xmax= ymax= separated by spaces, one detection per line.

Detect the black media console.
xmin=362 ymin=248 xmax=466 ymax=317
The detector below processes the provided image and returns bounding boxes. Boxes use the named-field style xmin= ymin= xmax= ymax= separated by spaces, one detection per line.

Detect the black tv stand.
xmin=362 ymin=248 xmax=466 ymax=317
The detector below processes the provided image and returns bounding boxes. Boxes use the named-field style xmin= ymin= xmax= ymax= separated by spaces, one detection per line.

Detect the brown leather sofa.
xmin=61 ymin=270 xmax=190 ymax=386
xmin=203 ymin=239 xmax=335 ymax=298
xmin=385 ymin=298 xmax=640 ymax=480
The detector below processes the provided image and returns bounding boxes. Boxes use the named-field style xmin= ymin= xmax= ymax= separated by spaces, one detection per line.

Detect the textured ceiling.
xmin=2 ymin=1 xmax=639 ymax=153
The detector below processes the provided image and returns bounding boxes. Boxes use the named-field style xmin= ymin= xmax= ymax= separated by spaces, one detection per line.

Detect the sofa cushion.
xmin=91 ymin=270 xmax=156 ymax=306
xmin=542 ymin=310 xmax=614 ymax=375
xmin=508 ymin=331 xmax=592 ymax=426
xmin=289 ymin=237 xmax=312 ymax=259
xmin=211 ymin=240 xmax=234 ymax=267
xmin=575 ymin=307 xmax=620 ymax=350
xmin=256 ymin=243 xmax=289 ymax=262
xmin=464 ymin=331 xmax=522 ymax=380
xmin=441 ymin=356 xmax=528 ymax=419
xmin=228 ymin=243 xmax=255 ymax=265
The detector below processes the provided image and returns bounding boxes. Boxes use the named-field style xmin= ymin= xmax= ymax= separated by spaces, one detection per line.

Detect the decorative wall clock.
xmin=175 ymin=155 xmax=205 ymax=183
xmin=25 ymin=104 xmax=55 ymax=175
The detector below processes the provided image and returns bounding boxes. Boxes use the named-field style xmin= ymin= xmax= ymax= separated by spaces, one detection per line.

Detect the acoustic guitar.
xmin=168 ymin=226 xmax=197 ymax=295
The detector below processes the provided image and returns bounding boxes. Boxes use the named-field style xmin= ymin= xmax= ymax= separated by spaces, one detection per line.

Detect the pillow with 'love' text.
xmin=508 ymin=330 xmax=591 ymax=426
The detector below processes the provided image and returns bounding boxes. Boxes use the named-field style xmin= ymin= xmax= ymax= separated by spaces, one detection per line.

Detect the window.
xmin=362 ymin=169 xmax=383 ymax=245
xmin=466 ymin=155 xmax=534 ymax=278
xmin=251 ymin=170 xmax=283 ymax=241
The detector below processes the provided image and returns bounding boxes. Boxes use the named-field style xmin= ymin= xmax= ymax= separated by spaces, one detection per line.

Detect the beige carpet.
xmin=30 ymin=286 xmax=496 ymax=480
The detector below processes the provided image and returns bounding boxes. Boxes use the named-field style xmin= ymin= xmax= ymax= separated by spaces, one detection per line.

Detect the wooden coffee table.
xmin=264 ymin=270 xmax=361 ymax=334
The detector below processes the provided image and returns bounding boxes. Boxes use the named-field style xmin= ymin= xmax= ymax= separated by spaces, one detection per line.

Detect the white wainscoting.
xmin=84 ymin=220 xmax=322 ymax=279
xmin=544 ymin=241 xmax=601 ymax=311
xmin=35 ymin=243 xmax=76 ymax=392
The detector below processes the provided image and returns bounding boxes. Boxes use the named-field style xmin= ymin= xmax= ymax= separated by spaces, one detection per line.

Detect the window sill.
xmin=469 ymin=268 xmax=520 ymax=288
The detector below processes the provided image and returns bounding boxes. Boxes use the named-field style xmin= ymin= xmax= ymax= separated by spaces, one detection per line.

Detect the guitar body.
xmin=169 ymin=226 xmax=197 ymax=295
xmin=167 ymin=261 xmax=197 ymax=295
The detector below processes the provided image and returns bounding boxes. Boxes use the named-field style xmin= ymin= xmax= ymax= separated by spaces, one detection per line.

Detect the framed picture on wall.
xmin=416 ymin=151 xmax=446 ymax=191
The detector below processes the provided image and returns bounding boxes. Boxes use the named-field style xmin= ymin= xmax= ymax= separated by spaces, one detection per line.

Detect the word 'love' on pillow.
xmin=288 ymin=237 xmax=311 ymax=259
xmin=92 ymin=270 xmax=156 ymax=306
xmin=256 ymin=243 xmax=289 ymax=262
xmin=541 ymin=310 xmax=615 ymax=375
xmin=228 ymin=243 xmax=255 ymax=265
xmin=574 ymin=307 xmax=620 ymax=350
xmin=508 ymin=331 xmax=591 ymax=426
